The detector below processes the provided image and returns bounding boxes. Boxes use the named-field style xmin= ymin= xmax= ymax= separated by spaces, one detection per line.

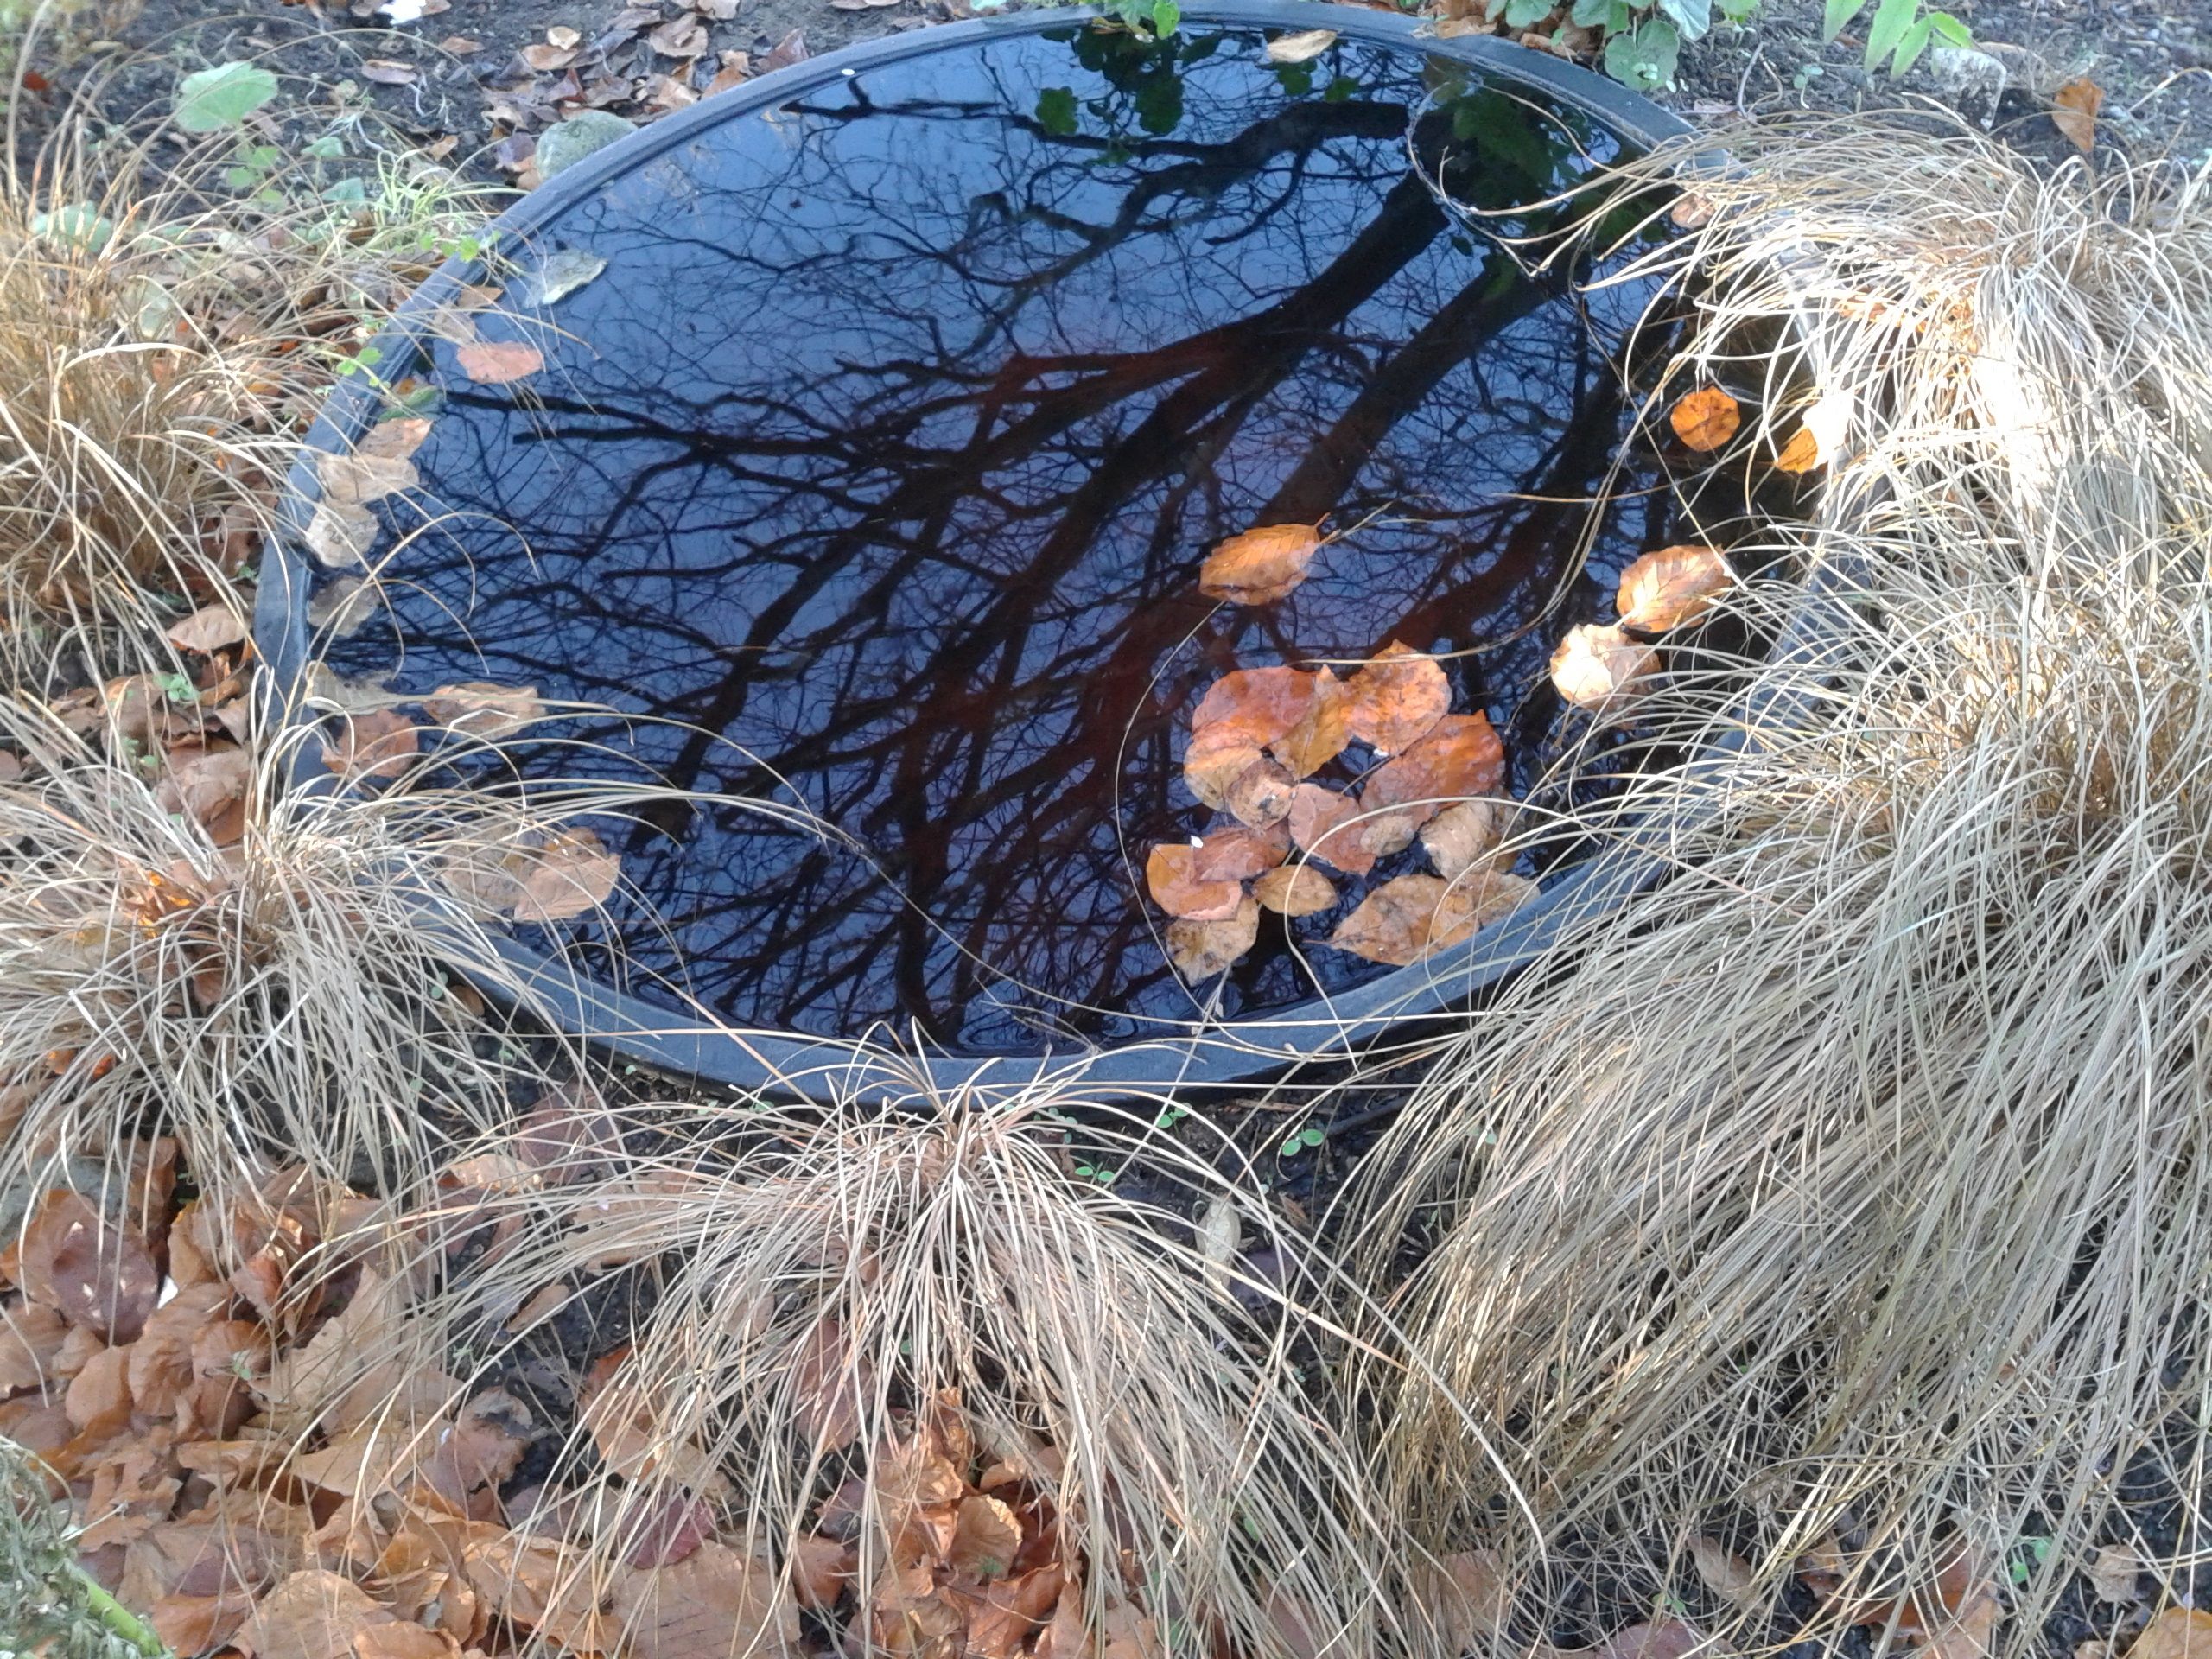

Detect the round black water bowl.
xmin=261 ymin=1 xmax=1707 ymax=1103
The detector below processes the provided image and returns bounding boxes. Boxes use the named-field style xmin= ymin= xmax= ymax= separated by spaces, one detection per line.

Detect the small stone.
xmin=534 ymin=111 xmax=637 ymax=180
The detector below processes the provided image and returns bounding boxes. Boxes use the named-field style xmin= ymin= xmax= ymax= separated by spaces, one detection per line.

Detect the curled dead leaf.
xmin=1363 ymin=713 xmax=1504 ymax=818
xmin=321 ymin=709 xmax=420 ymax=784
xmin=1253 ymin=862 xmax=1336 ymax=917
xmin=1264 ymin=28 xmax=1336 ymax=62
xmin=167 ymin=604 xmax=248 ymax=655
xmin=1669 ymin=387 xmax=1741 ymax=452
xmin=421 ymin=681 xmax=542 ymax=740
xmin=358 ymin=416 xmax=432 ymax=465
xmin=1420 ymin=798 xmax=1506 ymax=882
xmin=1617 ymin=545 xmax=1731 ymax=633
xmin=2051 ymin=76 xmax=2102 ymax=152
xmin=1166 ymin=893 xmax=1259 ymax=981
xmin=1198 ymin=523 xmax=1323 ymax=605
xmin=305 ymin=500 xmax=378 ymax=569
xmin=1326 ymin=870 xmax=1532 ymax=965
xmin=1145 ymin=842 xmax=1245 ymax=922
xmin=1342 ymin=643 xmax=1448 ymax=753
xmin=1549 ymin=625 xmax=1659 ymax=713
xmin=318 ymin=450 xmax=418 ymax=509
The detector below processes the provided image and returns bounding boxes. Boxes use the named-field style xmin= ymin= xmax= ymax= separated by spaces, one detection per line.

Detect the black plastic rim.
xmin=257 ymin=1 xmax=1698 ymax=1107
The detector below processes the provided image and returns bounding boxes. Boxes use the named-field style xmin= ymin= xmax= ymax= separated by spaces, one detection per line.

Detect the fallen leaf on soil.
xmin=1420 ymin=798 xmax=1506 ymax=882
xmin=1363 ymin=714 xmax=1504 ymax=818
xmin=463 ymin=1531 xmax=607 ymax=1649
xmin=510 ymin=828 xmax=620 ymax=924
xmin=0 ymin=1300 xmax=67 ymax=1393
xmin=453 ymin=340 xmax=544 ymax=385
xmin=1669 ymin=387 xmax=1741 ymax=452
xmin=1287 ymin=783 xmax=1373 ymax=876
xmin=16 ymin=1191 xmax=160 ymax=1344
xmin=1145 ymin=843 xmax=1244 ymax=921
xmin=521 ymin=41 xmax=577 ymax=70
xmin=361 ymin=59 xmax=418 ymax=85
xmin=1198 ymin=523 xmax=1323 ymax=605
xmin=1224 ymin=757 xmax=1297 ymax=829
xmin=1410 ymin=1548 xmax=1512 ymax=1656
xmin=758 ymin=27 xmax=806 ymax=71
xmin=1774 ymin=389 xmax=1853 ymax=474
xmin=421 ymin=681 xmax=542 ymax=740
xmin=648 ymin=14 xmax=709 ymax=55
xmin=1327 ymin=870 xmax=1530 ymax=964
xmin=156 ymin=747 xmax=253 ymax=844
xmin=240 ymin=1569 xmax=395 ymax=1659
xmin=64 ymin=1344 xmax=131 ymax=1438
xmin=1342 ymin=643 xmax=1448 ymax=753
xmin=1617 ymin=545 xmax=1731 ymax=632
xmin=2051 ymin=77 xmax=2103 ymax=151
xmin=1264 ymin=28 xmax=1336 ymax=62
xmin=948 ymin=1494 xmax=1024 ymax=1580
xmin=1691 ymin=1536 xmax=1757 ymax=1606
xmin=791 ymin=1535 xmax=854 ymax=1609
xmin=2088 ymin=1545 xmax=2141 ymax=1604
xmin=1269 ymin=669 xmax=1349 ymax=778
xmin=305 ymin=500 xmax=378 ymax=569
xmin=609 ymin=1539 xmax=798 ymax=1659
xmin=1253 ymin=862 xmax=1336 ymax=916
xmin=2125 ymin=1608 xmax=2212 ymax=1659
xmin=167 ymin=604 xmax=248 ymax=655
xmin=353 ymin=1621 xmax=460 ymax=1659
xmin=1166 ymin=893 xmax=1259 ymax=980
xmin=319 ymin=450 xmax=419 ymax=509
xmin=1597 ymin=1620 xmax=1706 ymax=1659
xmin=1549 ymin=624 xmax=1659 ymax=713
xmin=785 ymin=1315 xmax=870 ymax=1454
xmin=1190 ymin=821 xmax=1287 ymax=882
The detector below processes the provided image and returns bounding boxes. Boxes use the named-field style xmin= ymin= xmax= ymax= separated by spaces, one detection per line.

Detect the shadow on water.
xmin=314 ymin=23 xmax=1687 ymax=1055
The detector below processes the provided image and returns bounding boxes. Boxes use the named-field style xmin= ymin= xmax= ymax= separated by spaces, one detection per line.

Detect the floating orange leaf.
xmin=1181 ymin=728 xmax=1264 ymax=809
xmin=1669 ymin=387 xmax=1740 ymax=452
xmin=1145 ymin=843 xmax=1245 ymax=921
xmin=1253 ymin=863 xmax=1336 ymax=916
xmin=1166 ymin=893 xmax=1259 ymax=981
xmin=1773 ymin=389 xmax=1853 ymax=474
xmin=1363 ymin=713 xmax=1504 ymax=819
xmin=1420 ymin=798 xmax=1506 ymax=881
xmin=1198 ymin=523 xmax=1323 ymax=605
xmin=1617 ymin=545 xmax=1730 ymax=632
xmin=1191 ymin=666 xmax=1323 ymax=747
xmin=1326 ymin=870 xmax=1532 ymax=965
xmin=1268 ymin=669 xmax=1349 ymax=778
xmin=422 ymin=681 xmax=543 ymax=740
xmin=1223 ymin=757 xmax=1297 ymax=829
xmin=1287 ymin=783 xmax=1373 ymax=876
xmin=1342 ymin=643 xmax=1449 ymax=753
xmin=510 ymin=828 xmax=620 ymax=925
xmin=1550 ymin=625 xmax=1659 ymax=713
xmin=454 ymin=340 xmax=544 ymax=385
xmin=1189 ymin=822 xmax=1288 ymax=883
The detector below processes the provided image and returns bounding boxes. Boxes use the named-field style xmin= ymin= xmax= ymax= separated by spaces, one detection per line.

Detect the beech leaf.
xmin=1191 ymin=665 xmax=1325 ymax=747
xmin=512 ymin=827 xmax=620 ymax=924
xmin=1265 ymin=28 xmax=1337 ymax=61
xmin=1182 ymin=728 xmax=1264 ymax=810
xmin=317 ymin=450 xmax=417 ymax=508
xmin=1268 ymin=668 xmax=1349 ymax=778
xmin=1669 ymin=386 xmax=1741 ymax=452
xmin=357 ymin=416 xmax=432 ymax=464
xmin=166 ymin=604 xmax=248 ymax=655
xmin=1286 ymin=783 xmax=1373 ymax=876
xmin=422 ymin=680 xmax=543 ymax=740
xmin=1166 ymin=893 xmax=1259 ymax=981
xmin=1342 ymin=642 xmax=1449 ymax=753
xmin=1198 ymin=524 xmax=1322 ymax=605
xmin=1421 ymin=798 xmax=1507 ymax=881
xmin=1617 ymin=545 xmax=1730 ymax=632
xmin=1363 ymin=713 xmax=1505 ymax=819
xmin=1189 ymin=821 xmax=1288 ymax=882
xmin=1146 ymin=842 xmax=1245 ymax=921
xmin=1253 ymin=863 xmax=1337 ymax=916
xmin=1327 ymin=870 xmax=1533 ymax=965
xmin=1223 ymin=756 xmax=1297 ymax=829
xmin=304 ymin=500 xmax=378 ymax=569
xmin=454 ymin=340 xmax=545 ymax=385
xmin=1551 ymin=625 xmax=1659 ymax=712
xmin=2050 ymin=76 xmax=2102 ymax=151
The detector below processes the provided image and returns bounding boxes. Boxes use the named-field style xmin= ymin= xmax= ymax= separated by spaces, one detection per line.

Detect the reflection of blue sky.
xmin=324 ymin=27 xmax=1675 ymax=1053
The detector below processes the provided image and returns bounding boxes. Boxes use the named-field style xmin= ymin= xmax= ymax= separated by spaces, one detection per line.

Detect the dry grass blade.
xmin=1351 ymin=118 xmax=2212 ymax=1659
xmin=423 ymin=1086 xmax=1403 ymax=1659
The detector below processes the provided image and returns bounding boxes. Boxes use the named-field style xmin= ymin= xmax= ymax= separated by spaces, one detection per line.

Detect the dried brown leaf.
xmin=511 ymin=827 xmax=620 ymax=924
xmin=1287 ymin=783 xmax=1373 ymax=876
xmin=948 ymin=1495 xmax=1024 ymax=1580
xmin=2125 ymin=1609 xmax=2212 ymax=1659
xmin=1166 ymin=893 xmax=1259 ymax=981
xmin=318 ymin=451 xmax=419 ymax=509
xmin=1191 ymin=665 xmax=1325 ymax=748
xmin=1420 ymin=798 xmax=1506 ymax=882
xmin=167 ymin=604 xmax=249 ymax=655
xmin=1182 ymin=727 xmax=1264 ymax=810
xmin=1342 ymin=643 xmax=1449 ymax=753
xmin=1691 ymin=1536 xmax=1757 ymax=1606
xmin=421 ymin=681 xmax=542 ymax=740
xmin=1198 ymin=523 xmax=1321 ymax=604
xmin=1549 ymin=624 xmax=1659 ymax=713
xmin=1411 ymin=1548 xmax=1512 ymax=1656
xmin=1224 ymin=757 xmax=1297 ymax=829
xmin=1618 ymin=545 xmax=1730 ymax=632
xmin=357 ymin=416 xmax=433 ymax=465
xmin=1252 ymin=863 xmax=1336 ymax=917
xmin=1669 ymin=387 xmax=1740 ymax=452
xmin=1269 ymin=668 xmax=1349 ymax=778
xmin=321 ymin=709 xmax=420 ymax=784
xmin=305 ymin=500 xmax=378 ymax=569
xmin=607 ymin=1538 xmax=798 ymax=1659
xmin=1145 ymin=843 xmax=1244 ymax=921
xmin=17 ymin=1191 xmax=159 ymax=1343
xmin=2052 ymin=76 xmax=2103 ymax=151
xmin=453 ymin=340 xmax=544 ymax=385
xmin=1363 ymin=713 xmax=1504 ymax=817
xmin=2088 ymin=1546 xmax=2141 ymax=1605
xmin=1190 ymin=821 xmax=1288 ymax=882
xmin=1264 ymin=28 xmax=1336 ymax=62
xmin=240 ymin=1570 xmax=394 ymax=1659
xmin=1327 ymin=870 xmax=1529 ymax=965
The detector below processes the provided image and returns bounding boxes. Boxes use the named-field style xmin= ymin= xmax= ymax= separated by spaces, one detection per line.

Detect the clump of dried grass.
xmin=1353 ymin=120 xmax=2212 ymax=1654
xmin=0 ymin=693 xmax=643 ymax=1213
xmin=409 ymin=1083 xmax=1406 ymax=1659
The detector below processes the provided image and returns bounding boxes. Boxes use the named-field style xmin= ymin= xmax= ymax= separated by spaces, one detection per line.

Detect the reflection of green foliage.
xmin=1036 ymin=86 xmax=1080 ymax=136
xmin=1039 ymin=25 xmax=1206 ymax=143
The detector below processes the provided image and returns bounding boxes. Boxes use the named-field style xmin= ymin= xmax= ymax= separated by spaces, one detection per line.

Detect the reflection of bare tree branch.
xmin=321 ymin=31 xmax=1674 ymax=1049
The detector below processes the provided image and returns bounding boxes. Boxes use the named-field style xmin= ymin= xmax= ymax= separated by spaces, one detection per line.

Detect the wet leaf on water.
xmin=1287 ymin=782 xmax=1373 ymax=876
xmin=318 ymin=450 xmax=418 ymax=509
xmin=421 ymin=680 xmax=543 ymax=740
xmin=1166 ymin=893 xmax=1259 ymax=981
xmin=1421 ymin=797 xmax=1506 ymax=882
xmin=1617 ymin=544 xmax=1730 ymax=632
xmin=1223 ymin=756 xmax=1296 ymax=829
xmin=306 ymin=575 xmax=379 ymax=639
xmin=1363 ymin=713 xmax=1505 ymax=818
xmin=1773 ymin=388 xmax=1853 ymax=474
xmin=1342 ymin=642 xmax=1448 ymax=753
xmin=1268 ymin=668 xmax=1349 ymax=778
xmin=454 ymin=340 xmax=544 ymax=385
xmin=1550 ymin=624 xmax=1659 ymax=713
xmin=1181 ymin=727 xmax=1264 ymax=810
xmin=1192 ymin=665 xmax=1326 ymax=748
xmin=2051 ymin=76 xmax=2102 ymax=151
xmin=321 ymin=709 xmax=420 ymax=784
xmin=1188 ymin=821 xmax=1287 ymax=882
xmin=1264 ymin=28 xmax=1337 ymax=62
xmin=304 ymin=500 xmax=378 ymax=569
xmin=1669 ymin=386 xmax=1741 ymax=452
xmin=1252 ymin=863 xmax=1336 ymax=916
xmin=1145 ymin=842 xmax=1245 ymax=921
xmin=1326 ymin=869 xmax=1532 ymax=965
xmin=524 ymin=249 xmax=608 ymax=307
xmin=166 ymin=604 xmax=248 ymax=655
xmin=1198 ymin=523 xmax=1323 ymax=605
xmin=511 ymin=827 xmax=620 ymax=924
xmin=358 ymin=416 xmax=433 ymax=465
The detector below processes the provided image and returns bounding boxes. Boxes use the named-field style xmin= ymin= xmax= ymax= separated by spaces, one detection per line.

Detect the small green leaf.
xmin=29 ymin=203 xmax=113 ymax=253
xmin=1927 ymin=10 xmax=1972 ymax=44
xmin=1717 ymin=0 xmax=1759 ymax=22
xmin=1569 ymin=0 xmax=1614 ymax=22
xmin=1821 ymin=0 xmax=1868 ymax=41
xmin=1604 ymin=16 xmax=1680 ymax=87
xmin=1503 ymin=0 xmax=1551 ymax=26
xmin=1321 ymin=74 xmax=1359 ymax=101
xmin=1890 ymin=14 xmax=1934 ymax=73
xmin=1656 ymin=0 xmax=1712 ymax=41
xmin=1035 ymin=86 xmax=1079 ymax=136
xmin=1299 ymin=1125 xmax=1325 ymax=1148
xmin=175 ymin=61 xmax=280 ymax=132
xmin=1864 ymin=0 xmax=1916 ymax=69
xmin=1150 ymin=0 xmax=1179 ymax=36
xmin=303 ymin=133 xmax=346 ymax=160
xmin=1281 ymin=1131 xmax=1304 ymax=1157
